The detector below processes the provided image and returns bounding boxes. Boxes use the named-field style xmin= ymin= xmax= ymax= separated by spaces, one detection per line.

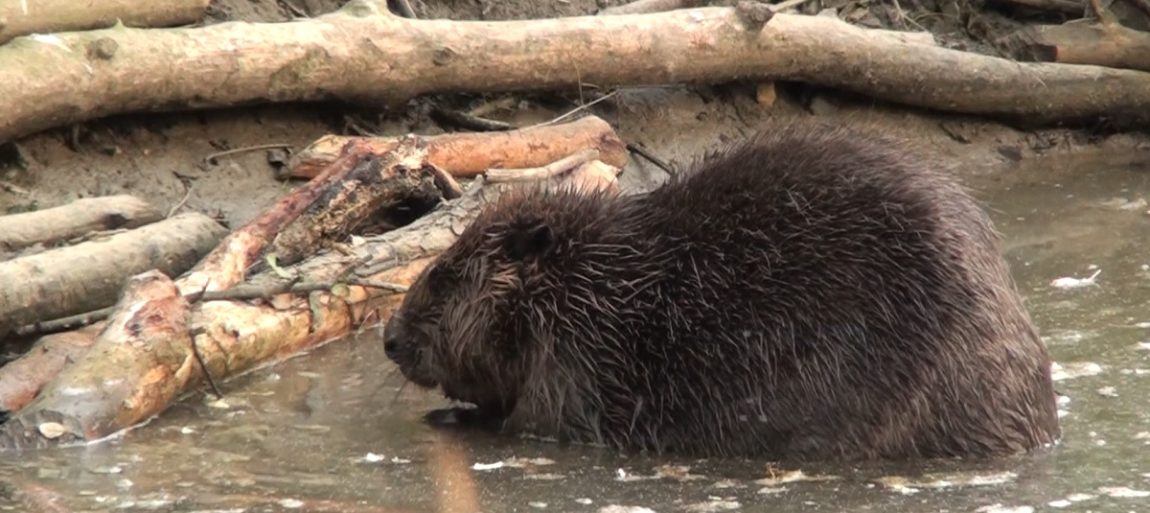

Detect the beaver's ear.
xmin=505 ymin=222 xmax=554 ymax=261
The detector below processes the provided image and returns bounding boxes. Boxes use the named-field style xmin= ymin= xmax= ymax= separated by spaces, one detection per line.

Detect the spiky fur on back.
xmin=384 ymin=119 xmax=1060 ymax=459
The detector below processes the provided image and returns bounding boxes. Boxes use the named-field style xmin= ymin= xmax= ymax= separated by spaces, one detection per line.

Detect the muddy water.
xmin=3 ymin=155 xmax=1150 ymax=513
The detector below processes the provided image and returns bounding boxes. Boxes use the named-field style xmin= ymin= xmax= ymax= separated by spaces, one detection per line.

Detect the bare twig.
xmin=204 ymin=143 xmax=292 ymax=165
xmin=13 ymin=278 xmax=408 ymax=337
xmin=486 ymin=149 xmax=601 ymax=182
xmin=167 ymin=183 xmax=194 ymax=218
xmin=526 ymin=91 xmax=619 ymax=129
xmin=771 ymin=0 xmax=817 ymax=12
xmin=393 ymin=0 xmax=418 ymax=18
xmin=467 ymin=97 xmax=520 ymax=117
xmin=627 ymin=143 xmax=675 ymax=174
xmin=427 ymin=165 xmax=465 ymax=199
xmin=0 ymin=179 xmax=29 ymax=196
xmin=430 ymin=106 xmax=513 ymax=132
xmin=13 ymin=307 xmax=115 ymax=337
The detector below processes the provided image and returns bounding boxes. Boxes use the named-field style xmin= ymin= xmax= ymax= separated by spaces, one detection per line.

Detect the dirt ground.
xmin=1 ymin=0 xmax=1149 ymax=227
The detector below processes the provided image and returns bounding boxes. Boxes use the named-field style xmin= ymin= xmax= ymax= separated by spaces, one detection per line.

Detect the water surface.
xmin=3 ymin=155 xmax=1150 ymax=513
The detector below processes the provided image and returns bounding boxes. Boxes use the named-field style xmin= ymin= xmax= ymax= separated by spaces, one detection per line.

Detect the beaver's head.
xmin=382 ymin=190 xmax=584 ymax=417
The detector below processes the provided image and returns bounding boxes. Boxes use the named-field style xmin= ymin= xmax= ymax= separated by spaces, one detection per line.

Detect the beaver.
xmin=382 ymin=120 xmax=1061 ymax=460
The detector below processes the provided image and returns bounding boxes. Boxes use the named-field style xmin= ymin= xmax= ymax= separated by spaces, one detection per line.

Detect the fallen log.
xmin=0 ymin=0 xmax=210 ymax=44
xmin=0 ymin=123 xmax=623 ymax=449
xmin=1016 ymin=21 xmax=1150 ymax=72
xmin=0 ymin=213 xmax=227 ymax=339
xmin=0 ymin=195 xmax=162 ymax=253
xmin=2 ymin=1 xmax=1149 ymax=144
xmin=285 ymin=115 xmax=627 ymax=180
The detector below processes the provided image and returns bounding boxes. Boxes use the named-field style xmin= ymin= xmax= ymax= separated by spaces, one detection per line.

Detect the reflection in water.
xmin=3 ymin=154 xmax=1150 ymax=512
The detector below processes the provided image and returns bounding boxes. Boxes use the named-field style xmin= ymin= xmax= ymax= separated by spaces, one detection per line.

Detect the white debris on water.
xmin=472 ymin=456 xmax=553 ymax=472
xmin=754 ymin=469 xmax=838 ymax=487
xmin=1050 ymin=269 xmax=1101 ymax=289
xmin=523 ymin=473 xmax=566 ymax=480
xmin=1047 ymin=492 xmax=1101 ymax=508
xmin=757 ymin=486 xmax=789 ymax=495
xmin=876 ymin=471 xmax=1016 ymax=495
xmin=1051 ymin=361 xmax=1103 ymax=381
xmin=529 ymin=501 xmax=549 ymax=508
xmin=1097 ymin=386 xmax=1118 ymax=397
xmin=505 ymin=457 xmax=556 ymax=467
xmin=390 ymin=457 xmax=411 ymax=464
xmin=1100 ymin=486 xmax=1150 ymax=498
xmin=279 ymin=498 xmax=305 ymax=508
xmin=710 ymin=479 xmax=743 ymax=489
xmin=684 ymin=498 xmax=740 ymax=512
xmin=576 ymin=498 xmax=593 ymax=505
xmin=362 ymin=452 xmax=385 ymax=463
xmin=616 ymin=465 xmax=705 ymax=482
xmin=974 ymin=504 xmax=1033 ymax=513
xmin=598 ymin=507 xmax=657 ymax=513
xmin=472 ymin=461 xmax=505 ymax=471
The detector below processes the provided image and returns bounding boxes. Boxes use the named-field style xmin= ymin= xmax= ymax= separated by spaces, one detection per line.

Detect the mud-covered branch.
xmin=2 ymin=1 xmax=1149 ymax=144
xmin=0 ymin=0 xmax=210 ymax=44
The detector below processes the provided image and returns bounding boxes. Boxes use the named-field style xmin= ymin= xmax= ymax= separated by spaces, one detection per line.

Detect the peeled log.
xmin=0 ymin=0 xmax=210 ymax=44
xmin=0 ymin=195 xmax=162 ymax=253
xmin=286 ymin=116 xmax=627 ymax=180
xmin=1020 ymin=22 xmax=1150 ymax=72
xmin=2 ymin=1 xmax=1149 ymax=144
xmin=0 ymin=212 xmax=227 ymax=339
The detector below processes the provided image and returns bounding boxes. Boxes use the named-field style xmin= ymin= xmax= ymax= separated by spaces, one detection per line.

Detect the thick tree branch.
xmin=2 ymin=1 xmax=1148 ymax=143
xmin=0 ymin=0 xmax=210 ymax=44
xmin=0 ymin=195 xmax=162 ymax=253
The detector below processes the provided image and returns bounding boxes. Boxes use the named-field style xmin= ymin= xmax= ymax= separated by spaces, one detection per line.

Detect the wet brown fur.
xmin=383 ymin=119 xmax=1061 ymax=460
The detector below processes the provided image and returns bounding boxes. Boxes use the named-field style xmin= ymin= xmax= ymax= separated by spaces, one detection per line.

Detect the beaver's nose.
xmin=382 ymin=317 xmax=404 ymax=360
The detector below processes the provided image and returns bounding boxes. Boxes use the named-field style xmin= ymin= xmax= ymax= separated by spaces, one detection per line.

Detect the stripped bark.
xmin=0 ymin=0 xmax=210 ymax=44
xmin=0 ymin=213 xmax=227 ymax=339
xmin=177 ymin=141 xmax=377 ymax=295
xmin=2 ymin=1 xmax=1149 ymax=145
xmin=286 ymin=116 xmax=627 ymax=180
xmin=0 ymin=195 xmax=162 ymax=253
xmin=270 ymin=138 xmax=452 ymax=267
